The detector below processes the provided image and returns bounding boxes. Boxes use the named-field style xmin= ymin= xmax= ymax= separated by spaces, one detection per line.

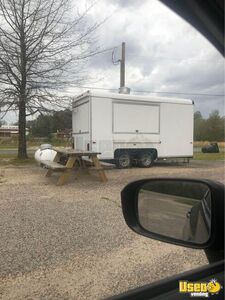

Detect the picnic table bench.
xmin=41 ymin=148 xmax=108 ymax=185
xmin=41 ymin=161 xmax=67 ymax=170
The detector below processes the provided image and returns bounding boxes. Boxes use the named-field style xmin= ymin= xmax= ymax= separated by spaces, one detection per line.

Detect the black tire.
xmin=138 ymin=151 xmax=154 ymax=168
xmin=116 ymin=152 xmax=131 ymax=169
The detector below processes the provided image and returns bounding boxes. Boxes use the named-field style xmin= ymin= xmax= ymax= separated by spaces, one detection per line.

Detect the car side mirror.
xmin=121 ymin=178 xmax=224 ymax=252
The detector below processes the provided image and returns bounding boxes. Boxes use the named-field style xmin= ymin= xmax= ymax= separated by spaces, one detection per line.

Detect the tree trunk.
xmin=18 ymin=99 xmax=28 ymax=159
xmin=18 ymin=18 xmax=28 ymax=160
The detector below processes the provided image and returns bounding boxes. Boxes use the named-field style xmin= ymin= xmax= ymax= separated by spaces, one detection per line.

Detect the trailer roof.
xmin=73 ymin=90 xmax=193 ymax=105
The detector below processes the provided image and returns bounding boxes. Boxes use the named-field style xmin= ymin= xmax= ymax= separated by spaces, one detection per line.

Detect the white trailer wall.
xmin=72 ymin=92 xmax=193 ymax=160
xmin=91 ymin=96 xmax=113 ymax=158
xmin=72 ymin=97 xmax=90 ymax=151
xmin=91 ymin=97 xmax=162 ymax=159
xmin=158 ymin=103 xmax=193 ymax=157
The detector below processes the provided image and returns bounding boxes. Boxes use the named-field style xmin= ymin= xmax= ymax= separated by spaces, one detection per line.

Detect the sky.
xmin=2 ymin=0 xmax=224 ymax=123
xmin=80 ymin=0 xmax=224 ymax=117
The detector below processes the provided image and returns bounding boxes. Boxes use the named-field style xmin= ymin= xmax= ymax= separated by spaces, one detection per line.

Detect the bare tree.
xmin=0 ymin=0 xmax=99 ymax=158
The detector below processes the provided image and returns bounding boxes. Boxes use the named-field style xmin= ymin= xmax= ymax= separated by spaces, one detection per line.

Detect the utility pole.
xmin=120 ymin=42 xmax=125 ymax=88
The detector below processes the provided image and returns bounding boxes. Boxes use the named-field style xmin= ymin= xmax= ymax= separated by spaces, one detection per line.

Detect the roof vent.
xmin=118 ymin=87 xmax=130 ymax=94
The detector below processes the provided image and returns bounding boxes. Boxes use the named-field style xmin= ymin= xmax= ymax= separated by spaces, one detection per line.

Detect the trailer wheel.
xmin=138 ymin=151 xmax=154 ymax=168
xmin=116 ymin=152 xmax=131 ymax=169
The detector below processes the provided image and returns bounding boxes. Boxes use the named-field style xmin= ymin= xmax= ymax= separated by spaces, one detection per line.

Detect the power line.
xmin=75 ymin=86 xmax=225 ymax=97
xmin=126 ymin=54 xmax=224 ymax=63
xmin=133 ymin=90 xmax=225 ymax=97
xmin=112 ymin=47 xmax=120 ymax=65
xmin=94 ymin=45 xmax=120 ymax=56
xmin=87 ymin=47 xmax=224 ymax=97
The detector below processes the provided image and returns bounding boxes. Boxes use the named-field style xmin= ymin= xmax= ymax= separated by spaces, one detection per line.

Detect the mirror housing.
xmin=121 ymin=178 xmax=224 ymax=251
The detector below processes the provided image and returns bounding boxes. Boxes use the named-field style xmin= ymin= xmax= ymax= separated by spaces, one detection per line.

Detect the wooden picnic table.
xmin=42 ymin=148 xmax=108 ymax=186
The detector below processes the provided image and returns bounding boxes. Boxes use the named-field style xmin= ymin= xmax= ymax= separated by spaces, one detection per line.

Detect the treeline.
xmin=27 ymin=109 xmax=72 ymax=138
xmin=8 ymin=108 xmax=224 ymax=141
xmin=194 ymin=110 xmax=224 ymax=141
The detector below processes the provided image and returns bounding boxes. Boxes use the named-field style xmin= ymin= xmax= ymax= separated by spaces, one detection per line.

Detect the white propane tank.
xmin=34 ymin=144 xmax=57 ymax=165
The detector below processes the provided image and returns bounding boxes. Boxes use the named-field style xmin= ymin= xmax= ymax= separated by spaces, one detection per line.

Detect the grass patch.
xmin=0 ymin=153 xmax=15 ymax=159
xmin=173 ymin=198 xmax=198 ymax=206
xmin=0 ymin=154 xmax=35 ymax=165
xmin=193 ymin=152 xmax=225 ymax=161
xmin=0 ymin=145 xmax=20 ymax=149
xmin=0 ymin=138 xmax=69 ymax=149
xmin=10 ymin=157 xmax=35 ymax=165
xmin=0 ymin=142 xmax=68 ymax=149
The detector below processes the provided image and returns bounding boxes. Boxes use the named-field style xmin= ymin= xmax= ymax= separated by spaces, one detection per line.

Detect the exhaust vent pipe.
xmin=118 ymin=87 xmax=130 ymax=94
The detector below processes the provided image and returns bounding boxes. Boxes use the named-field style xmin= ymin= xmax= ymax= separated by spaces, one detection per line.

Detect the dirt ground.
xmin=0 ymin=160 xmax=224 ymax=300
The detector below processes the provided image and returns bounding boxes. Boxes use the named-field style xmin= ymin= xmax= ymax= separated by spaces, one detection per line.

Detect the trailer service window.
xmin=113 ymin=102 xmax=160 ymax=134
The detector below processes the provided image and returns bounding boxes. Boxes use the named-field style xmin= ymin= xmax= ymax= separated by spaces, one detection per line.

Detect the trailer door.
xmin=72 ymin=99 xmax=90 ymax=151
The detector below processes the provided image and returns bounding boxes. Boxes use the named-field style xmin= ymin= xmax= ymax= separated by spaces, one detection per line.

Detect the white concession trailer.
xmin=72 ymin=91 xmax=194 ymax=168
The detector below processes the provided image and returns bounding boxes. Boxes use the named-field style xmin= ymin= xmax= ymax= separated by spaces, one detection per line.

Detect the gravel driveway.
xmin=0 ymin=160 xmax=224 ymax=299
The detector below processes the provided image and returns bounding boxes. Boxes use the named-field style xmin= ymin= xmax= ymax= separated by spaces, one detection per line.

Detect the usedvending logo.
xmin=179 ymin=278 xmax=222 ymax=298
